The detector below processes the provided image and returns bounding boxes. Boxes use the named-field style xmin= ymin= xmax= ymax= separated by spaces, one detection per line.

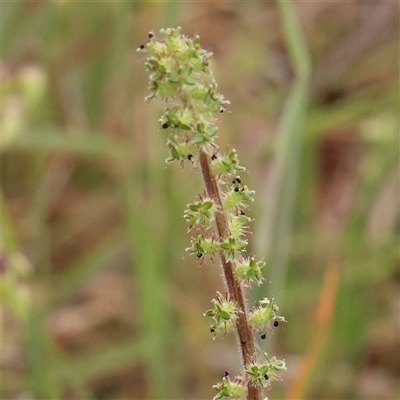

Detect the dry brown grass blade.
xmin=286 ymin=256 xmax=340 ymax=400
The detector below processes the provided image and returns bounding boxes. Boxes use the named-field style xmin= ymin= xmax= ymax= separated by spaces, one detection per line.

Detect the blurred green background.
xmin=2 ymin=1 xmax=399 ymax=399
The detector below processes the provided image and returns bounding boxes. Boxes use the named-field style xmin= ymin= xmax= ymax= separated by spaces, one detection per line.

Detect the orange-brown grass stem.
xmin=287 ymin=256 xmax=340 ymax=399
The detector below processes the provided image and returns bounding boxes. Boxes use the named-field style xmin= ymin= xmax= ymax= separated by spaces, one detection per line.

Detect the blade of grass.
xmin=123 ymin=105 xmax=180 ymax=398
xmin=24 ymin=156 xmax=65 ymax=399
xmin=4 ymin=128 xmax=128 ymax=159
xmin=255 ymin=0 xmax=312 ymax=302
xmin=61 ymin=338 xmax=146 ymax=381
xmin=25 ymin=309 xmax=62 ymax=399
xmin=1 ymin=191 xmax=32 ymax=320
xmin=124 ymin=180 xmax=173 ymax=398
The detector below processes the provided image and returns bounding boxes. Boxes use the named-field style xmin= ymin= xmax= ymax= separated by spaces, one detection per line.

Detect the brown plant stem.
xmin=199 ymin=150 xmax=262 ymax=400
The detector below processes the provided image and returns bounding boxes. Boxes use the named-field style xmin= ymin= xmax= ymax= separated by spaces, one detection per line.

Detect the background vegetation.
xmin=2 ymin=2 xmax=399 ymax=399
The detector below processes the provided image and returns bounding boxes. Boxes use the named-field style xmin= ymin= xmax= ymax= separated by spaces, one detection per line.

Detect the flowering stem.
xmin=199 ymin=150 xmax=262 ymax=400
xmin=139 ymin=27 xmax=286 ymax=400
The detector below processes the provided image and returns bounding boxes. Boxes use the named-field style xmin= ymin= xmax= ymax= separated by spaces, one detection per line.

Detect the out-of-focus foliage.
xmin=2 ymin=2 xmax=398 ymax=400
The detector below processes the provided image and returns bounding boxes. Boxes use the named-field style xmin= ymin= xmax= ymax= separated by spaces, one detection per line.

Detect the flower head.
xmin=138 ymin=26 xmax=229 ymax=153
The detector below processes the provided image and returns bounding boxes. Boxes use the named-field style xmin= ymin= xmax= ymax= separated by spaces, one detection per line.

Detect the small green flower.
xmin=245 ymin=355 xmax=286 ymax=388
xmin=193 ymin=124 xmax=218 ymax=145
xmin=184 ymin=197 xmax=218 ymax=228
xmin=222 ymin=186 xmax=255 ymax=211
xmin=165 ymin=138 xmax=197 ymax=164
xmin=176 ymin=108 xmax=195 ymax=130
xmin=234 ymin=257 xmax=265 ymax=287
xmin=186 ymin=231 xmax=219 ymax=260
xmin=204 ymin=292 xmax=240 ymax=330
xmin=228 ymin=214 xmax=252 ymax=239
xmin=219 ymin=237 xmax=248 ymax=262
xmin=265 ymin=354 xmax=287 ymax=372
xmin=244 ymin=361 xmax=271 ymax=387
xmin=213 ymin=376 xmax=248 ymax=400
xmin=249 ymin=298 xmax=286 ymax=332
xmin=211 ymin=149 xmax=246 ymax=177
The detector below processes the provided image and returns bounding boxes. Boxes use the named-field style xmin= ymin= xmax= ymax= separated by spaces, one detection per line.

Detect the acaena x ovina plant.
xmin=138 ymin=27 xmax=286 ymax=400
